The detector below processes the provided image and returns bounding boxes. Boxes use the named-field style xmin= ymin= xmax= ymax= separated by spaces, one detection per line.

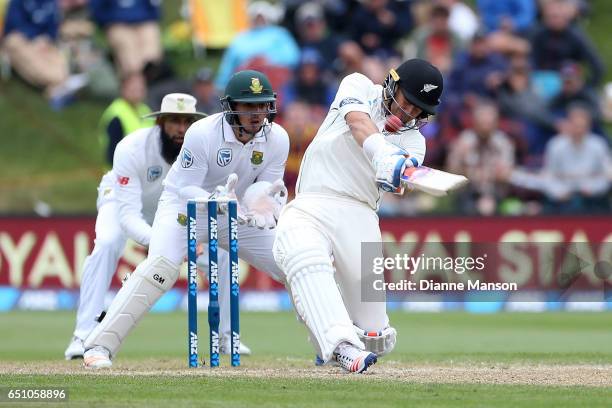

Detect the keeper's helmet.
xmin=220 ymin=70 xmax=277 ymax=128
xmin=382 ymin=59 xmax=443 ymax=129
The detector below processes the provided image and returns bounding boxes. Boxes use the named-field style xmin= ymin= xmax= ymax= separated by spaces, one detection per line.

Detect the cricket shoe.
xmin=64 ymin=336 xmax=84 ymax=360
xmin=83 ymin=346 xmax=112 ymax=369
xmin=333 ymin=343 xmax=377 ymax=373
xmin=220 ymin=339 xmax=252 ymax=356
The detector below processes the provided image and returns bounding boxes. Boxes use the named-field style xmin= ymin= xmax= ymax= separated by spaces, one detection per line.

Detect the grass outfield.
xmin=0 ymin=311 xmax=611 ymax=407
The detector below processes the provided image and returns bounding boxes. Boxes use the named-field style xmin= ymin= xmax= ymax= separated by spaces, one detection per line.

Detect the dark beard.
xmin=160 ymin=128 xmax=182 ymax=164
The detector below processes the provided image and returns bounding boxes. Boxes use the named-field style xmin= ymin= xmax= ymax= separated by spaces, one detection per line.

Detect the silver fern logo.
xmin=421 ymin=84 xmax=438 ymax=93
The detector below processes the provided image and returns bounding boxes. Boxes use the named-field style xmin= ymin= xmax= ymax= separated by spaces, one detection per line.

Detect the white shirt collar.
xmin=222 ymin=115 xmax=269 ymax=144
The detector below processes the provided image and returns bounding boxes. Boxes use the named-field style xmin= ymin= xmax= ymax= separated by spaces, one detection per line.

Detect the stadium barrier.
xmin=0 ymin=216 xmax=610 ymax=312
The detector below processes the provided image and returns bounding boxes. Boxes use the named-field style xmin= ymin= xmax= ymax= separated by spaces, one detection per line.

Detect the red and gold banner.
xmin=0 ymin=217 xmax=610 ymax=290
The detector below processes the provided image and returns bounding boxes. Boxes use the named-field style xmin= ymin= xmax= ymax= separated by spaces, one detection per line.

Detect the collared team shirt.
xmin=163 ymin=112 xmax=290 ymax=201
xmin=110 ymin=126 xmax=171 ymax=246
xmin=296 ymin=72 xmax=426 ymax=210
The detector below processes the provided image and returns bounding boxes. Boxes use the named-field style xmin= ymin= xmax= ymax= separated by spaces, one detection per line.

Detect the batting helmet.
xmin=383 ymin=59 xmax=443 ymax=118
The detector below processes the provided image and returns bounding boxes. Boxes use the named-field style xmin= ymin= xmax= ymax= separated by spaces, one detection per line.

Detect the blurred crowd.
xmin=1 ymin=0 xmax=611 ymax=216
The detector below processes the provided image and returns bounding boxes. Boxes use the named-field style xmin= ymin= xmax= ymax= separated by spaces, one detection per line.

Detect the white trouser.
xmin=75 ymin=186 xmax=239 ymax=343
xmin=149 ymin=195 xmax=283 ymax=281
xmin=73 ymin=176 xmax=126 ymax=340
xmin=149 ymin=195 xmax=284 ymax=343
xmin=273 ymin=193 xmax=389 ymax=361
xmin=85 ymin=193 xmax=283 ymax=356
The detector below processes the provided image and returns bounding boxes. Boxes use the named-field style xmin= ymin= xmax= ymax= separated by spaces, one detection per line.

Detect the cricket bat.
xmin=401 ymin=166 xmax=468 ymax=196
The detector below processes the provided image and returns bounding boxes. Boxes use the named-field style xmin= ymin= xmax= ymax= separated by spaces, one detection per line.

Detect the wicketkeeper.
xmin=83 ymin=70 xmax=290 ymax=368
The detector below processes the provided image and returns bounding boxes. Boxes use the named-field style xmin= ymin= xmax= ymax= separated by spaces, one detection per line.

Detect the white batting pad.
xmin=83 ymin=256 xmax=179 ymax=357
xmin=274 ymin=228 xmax=363 ymax=361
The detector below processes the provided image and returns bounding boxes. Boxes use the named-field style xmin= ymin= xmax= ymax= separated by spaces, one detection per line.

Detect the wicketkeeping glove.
xmin=240 ymin=179 xmax=288 ymax=229
xmin=211 ymin=173 xmax=239 ymax=214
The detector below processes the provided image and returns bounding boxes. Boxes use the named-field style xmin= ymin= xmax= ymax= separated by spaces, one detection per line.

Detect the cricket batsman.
xmin=273 ymin=59 xmax=444 ymax=373
xmin=83 ymin=70 xmax=289 ymax=368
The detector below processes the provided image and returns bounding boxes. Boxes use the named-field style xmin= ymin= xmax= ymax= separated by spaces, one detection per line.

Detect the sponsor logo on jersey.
xmin=250 ymin=151 xmax=263 ymax=165
xmin=117 ymin=176 xmax=130 ymax=185
xmin=181 ymin=148 xmax=193 ymax=168
xmin=177 ymin=213 xmax=188 ymax=226
xmin=103 ymin=188 xmax=112 ymax=196
xmin=421 ymin=84 xmax=438 ymax=93
xmin=250 ymin=78 xmax=263 ymax=94
xmin=217 ymin=148 xmax=232 ymax=167
xmin=147 ymin=165 xmax=162 ymax=182
xmin=339 ymin=97 xmax=363 ymax=107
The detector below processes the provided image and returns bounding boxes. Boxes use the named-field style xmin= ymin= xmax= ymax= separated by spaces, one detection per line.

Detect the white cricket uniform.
xmin=149 ymin=112 xmax=290 ymax=280
xmin=82 ymin=113 xmax=289 ymax=359
xmin=273 ymin=73 xmax=426 ymax=361
xmin=73 ymin=126 xmax=231 ymax=341
xmin=73 ymin=126 xmax=168 ymax=340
